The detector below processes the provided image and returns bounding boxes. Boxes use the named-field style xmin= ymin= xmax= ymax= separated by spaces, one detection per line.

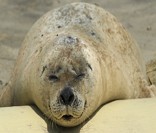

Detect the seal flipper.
xmin=146 ymin=58 xmax=156 ymax=86
xmin=0 ymin=82 xmax=14 ymax=106
xmin=138 ymin=59 xmax=156 ymax=98
xmin=140 ymin=84 xmax=156 ymax=98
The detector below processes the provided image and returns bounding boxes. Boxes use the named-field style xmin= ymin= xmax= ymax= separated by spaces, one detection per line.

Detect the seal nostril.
xmin=69 ymin=93 xmax=74 ymax=103
xmin=60 ymin=87 xmax=74 ymax=105
xmin=60 ymin=94 xmax=65 ymax=104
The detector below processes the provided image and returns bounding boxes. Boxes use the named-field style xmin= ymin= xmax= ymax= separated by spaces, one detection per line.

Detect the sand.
xmin=0 ymin=0 xmax=156 ymax=132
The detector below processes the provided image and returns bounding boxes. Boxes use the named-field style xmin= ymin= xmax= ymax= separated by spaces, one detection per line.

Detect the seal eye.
xmin=48 ymin=74 xmax=59 ymax=82
xmin=76 ymin=73 xmax=85 ymax=80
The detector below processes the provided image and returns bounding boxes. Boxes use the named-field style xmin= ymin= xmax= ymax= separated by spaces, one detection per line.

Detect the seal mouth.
xmin=62 ymin=115 xmax=73 ymax=121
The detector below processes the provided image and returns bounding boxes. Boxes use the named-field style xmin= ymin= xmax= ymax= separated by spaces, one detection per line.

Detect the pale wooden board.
xmin=0 ymin=98 xmax=156 ymax=133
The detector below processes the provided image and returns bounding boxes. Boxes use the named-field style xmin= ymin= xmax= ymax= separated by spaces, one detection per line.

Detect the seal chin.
xmin=56 ymin=106 xmax=85 ymax=121
xmin=51 ymin=102 xmax=86 ymax=126
xmin=54 ymin=112 xmax=84 ymax=127
xmin=62 ymin=115 xmax=74 ymax=121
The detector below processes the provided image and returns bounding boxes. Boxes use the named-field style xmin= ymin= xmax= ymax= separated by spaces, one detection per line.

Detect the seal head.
xmin=32 ymin=34 xmax=103 ymax=127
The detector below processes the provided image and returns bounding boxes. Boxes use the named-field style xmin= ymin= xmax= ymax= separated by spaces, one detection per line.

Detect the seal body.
xmin=0 ymin=2 xmax=155 ymax=127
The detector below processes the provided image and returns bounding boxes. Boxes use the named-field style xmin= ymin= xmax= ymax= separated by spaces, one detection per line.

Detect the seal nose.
xmin=60 ymin=87 xmax=74 ymax=106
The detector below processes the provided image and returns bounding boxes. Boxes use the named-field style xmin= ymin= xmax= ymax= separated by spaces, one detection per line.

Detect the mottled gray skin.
xmin=0 ymin=2 xmax=156 ymax=127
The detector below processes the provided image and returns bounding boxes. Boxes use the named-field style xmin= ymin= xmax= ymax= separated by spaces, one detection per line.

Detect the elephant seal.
xmin=0 ymin=2 xmax=156 ymax=127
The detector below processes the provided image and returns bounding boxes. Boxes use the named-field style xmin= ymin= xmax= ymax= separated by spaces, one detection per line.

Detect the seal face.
xmin=36 ymin=34 xmax=101 ymax=126
xmin=1 ymin=2 xmax=155 ymax=127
